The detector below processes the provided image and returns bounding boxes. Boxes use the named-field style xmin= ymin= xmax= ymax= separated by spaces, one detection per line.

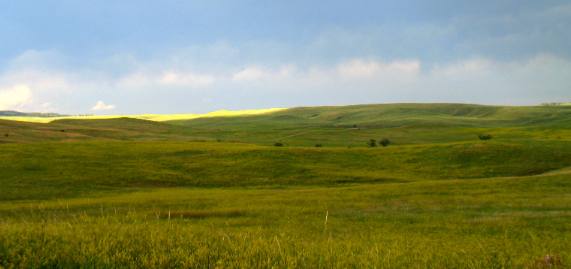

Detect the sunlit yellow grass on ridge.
xmin=0 ymin=107 xmax=286 ymax=123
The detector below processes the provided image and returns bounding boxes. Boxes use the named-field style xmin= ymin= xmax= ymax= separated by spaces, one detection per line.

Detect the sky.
xmin=0 ymin=0 xmax=570 ymax=114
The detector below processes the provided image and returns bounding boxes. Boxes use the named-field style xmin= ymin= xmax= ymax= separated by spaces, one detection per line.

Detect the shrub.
xmin=367 ymin=139 xmax=377 ymax=147
xmin=315 ymin=144 xmax=323 ymax=148
xmin=379 ymin=138 xmax=391 ymax=147
xmin=478 ymin=134 xmax=493 ymax=141
xmin=274 ymin=142 xmax=284 ymax=147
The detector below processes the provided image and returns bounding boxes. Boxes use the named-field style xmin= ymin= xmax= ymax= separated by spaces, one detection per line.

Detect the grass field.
xmin=1 ymin=103 xmax=570 ymax=268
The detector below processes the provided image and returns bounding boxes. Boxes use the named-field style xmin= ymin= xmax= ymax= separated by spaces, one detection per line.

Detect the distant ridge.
xmin=0 ymin=108 xmax=285 ymax=123
xmin=0 ymin=111 xmax=66 ymax=117
xmin=1 ymin=103 xmax=571 ymax=144
xmin=541 ymin=102 xmax=571 ymax=106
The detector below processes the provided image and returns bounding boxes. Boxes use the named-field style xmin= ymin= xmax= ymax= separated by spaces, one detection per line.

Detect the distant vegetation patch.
xmin=0 ymin=110 xmax=66 ymax=117
xmin=478 ymin=134 xmax=493 ymax=141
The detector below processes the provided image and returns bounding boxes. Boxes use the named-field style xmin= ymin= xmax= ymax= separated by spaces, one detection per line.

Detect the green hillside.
xmin=171 ymin=103 xmax=571 ymax=128
xmin=2 ymin=103 xmax=570 ymax=146
xmin=1 ymin=103 xmax=571 ymax=268
xmin=167 ymin=103 xmax=571 ymax=146
xmin=0 ymin=117 xmax=208 ymax=143
xmin=2 ymin=140 xmax=570 ymax=201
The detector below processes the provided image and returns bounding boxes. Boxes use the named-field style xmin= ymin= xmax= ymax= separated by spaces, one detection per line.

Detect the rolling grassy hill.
xmin=0 ymin=117 xmax=210 ymax=143
xmin=1 ymin=140 xmax=570 ymax=201
xmin=1 ymin=103 xmax=571 ymax=145
xmin=1 ymin=103 xmax=570 ymax=268
xmin=167 ymin=103 xmax=571 ymax=146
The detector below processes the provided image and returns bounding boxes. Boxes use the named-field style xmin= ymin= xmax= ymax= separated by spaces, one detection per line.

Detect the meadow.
xmin=0 ymin=103 xmax=570 ymax=268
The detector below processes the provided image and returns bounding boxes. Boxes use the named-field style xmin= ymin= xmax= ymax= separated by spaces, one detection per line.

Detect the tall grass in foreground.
xmin=1 ymin=174 xmax=570 ymax=268
xmin=1 ymin=217 xmax=568 ymax=268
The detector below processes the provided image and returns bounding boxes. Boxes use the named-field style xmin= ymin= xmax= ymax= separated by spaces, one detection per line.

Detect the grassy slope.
xmin=0 ymin=118 xmax=211 ymax=143
xmin=1 ymin=103 xmax=570 ymax=145
xmin=168 ymin=103 xmax=571 ymax=146
xmin=1 ymin=140 xmax=571 ymax=201
xmin=1 ymin=103 xmax=571 ymax=268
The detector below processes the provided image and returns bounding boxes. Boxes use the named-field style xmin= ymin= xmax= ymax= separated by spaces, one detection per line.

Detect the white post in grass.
xmin=324 ymin=210 xmax=329 ymax=232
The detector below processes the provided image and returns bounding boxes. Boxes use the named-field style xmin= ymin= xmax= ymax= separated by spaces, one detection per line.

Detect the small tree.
xmin=274 ymin=142 xmax=284 ymax=147
xmin=379 ymin=138 xmax=391 ymax=147
xmin=478 ymin=134 xmax=492 ymax=141
xmin=315 ymin=144 xmax=323 ymax=148
xmin=367 ymin=139 xmax=377 ymax=147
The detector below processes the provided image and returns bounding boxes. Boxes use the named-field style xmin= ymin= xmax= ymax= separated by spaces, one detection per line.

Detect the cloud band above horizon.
xmin=0 ymin=1 xmax=569 ymax=114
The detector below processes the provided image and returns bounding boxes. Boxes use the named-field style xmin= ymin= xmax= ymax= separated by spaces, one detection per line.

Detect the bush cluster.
xmin=368 ymin=138 xmax=391 ymax=147
xmin=478 ymin=134 xmax=493 ymax=141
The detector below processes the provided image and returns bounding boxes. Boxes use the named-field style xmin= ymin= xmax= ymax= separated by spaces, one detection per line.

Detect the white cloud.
xmin=39 ymin=102 xmax=56 ymax=112
xmin=222 ymin=55 xmax=571 ymax=106
xmin=232 ymin=67 xmax=266 ymax=81
xmin=231 ymin=65 xmax=296 ymax=82
xmin=118 ymin=70 xmax=215 ymax=88
xmin=91 ymin=101 xmax=115 ymax=111
xmin=0 ymin=85 xmax=33 ymax=110
xmin=0 ymin=70 xmax=71 ymax=93
xmin=337 ymin=60 xmax=381 ymax=78
xmin=337 ymin=59 xmax=421 ymax=79
xmin=277 ymin=65 xmax=296 ymax=77
xmin=430 ymin=58 xmax=493 ymax=77
xmin=117 ymin=72 xmax=151 ymax=88
xmin=159 ymin=71 xmax=215 ymax=87
xmin=1 ymin=48 xmax=570 ymax=114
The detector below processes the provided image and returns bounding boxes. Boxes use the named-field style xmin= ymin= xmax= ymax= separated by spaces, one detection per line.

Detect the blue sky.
xmin=0 ymin=0 xmax=570 ymax=114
